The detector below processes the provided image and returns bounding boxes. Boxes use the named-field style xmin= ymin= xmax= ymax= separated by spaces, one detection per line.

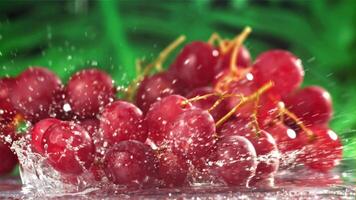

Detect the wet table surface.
xmin=1 ymin=177 xmax=355 ymax=199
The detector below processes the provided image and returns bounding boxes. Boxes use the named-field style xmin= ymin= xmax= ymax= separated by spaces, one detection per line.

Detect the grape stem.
xmin=182 ymin=93 xmax=218 ymax=106
xmin=278 ymin=105 xmax=315 ymax=141
xmin=208 ymin=33 xmax=223 ymax=46
xmin=207 ymin=32 xmax=229 ymax=53
xmin=152 ymin=35 xmax=186 ymax=72
xmin=229 ymin=27 xmax=252 ymax=74
xmin=251 ymin=94 xmax=261 ymax=137
xmin=216 ymin=81 xmax=274 ymax=128
xmin=125 ymin=35 xmax=186 ymax=101
xmin=182 ymin=92 xmax=244 ymax=112
xmin=214 ymin=68 xmax=251 ymax=93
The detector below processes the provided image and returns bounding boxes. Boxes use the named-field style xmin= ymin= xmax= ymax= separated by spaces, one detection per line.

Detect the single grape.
xmin=42 ymin=121 xmax=94 ymax=175
xmin=9 ymin=67 xmax=62 ymax=122
xmin=218 ymin=117 xmax=251 ymax=136
xmin=103 ymin=140 xmax=157 ymax=186
xmin=0 ymin=141 xmax=18 ymax=175
xmin=30 ymin=118 xmax=61 ymax=154
xmin=208 ymin=135 xmax=257 ymax=186
xmin=283 ymin=86 xmax=333 ymax=126
xmin=297 ymin=126 xmax=342 ymax=172
xmin=265 ymin=123 xmax=304 ymax=154
xmin=135 ymin=72 xmax=185 ymax=113
xmin=170 ymin=41 xmax=220 ymax=88
xmin=252 ymin=50 xmax=304 ymax=96
xmin=219 ymin=120 xmax=280 ymax=186
xmin=99 ymin=101 xmax=147 ymax=145
xmin=49 ymin=87 xmax=74 ymax=120
xmin=66 ymin=68 xmax=115 ymax=118
xmin=216 ymin=45 xmax=251 ymax=71
xmin=157 ymin=149 xmax=189 ymax=187
xmin=145 ymin=95 xmax=193 ymax=145
xmin=186 ymin=86 xmax=227 ymax=121
xmin=166 ymin=108 xmax=216 ymax=163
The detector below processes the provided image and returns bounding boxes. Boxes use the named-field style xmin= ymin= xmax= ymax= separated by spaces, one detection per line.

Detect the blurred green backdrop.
xmin=0 ymin=0 xmax=356 ymax=177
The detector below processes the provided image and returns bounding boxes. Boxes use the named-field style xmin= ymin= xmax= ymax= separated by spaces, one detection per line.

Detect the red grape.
xmin=49 ymin=88 xmax=74 ymax=120
xmin=265 ymin=123 xmax=304 ymax=154
xmin=145 ymin=95 xmax=193 ymax=145
xmin=135 ymin=72 xmax=185 ymax=113
xmin=30 ymin=118 xmax=61 ymax=154
xmin=297 ymin=126 xmax=342 ymax=172
xmin=170 ymin=41 xmax=220 ymax=88
xmin=99 ymin=100 xmax=147 ymax=145
xmin=66 ymin=68 xmax=115 ymax=118
xmin=157 ymin=149 xmax=188 ymax=187
xmin=0 ymin=141 xmax=18 ymax=175
xmin=103 ymin=140 xmax=157 ymax=186
xmin=209 ymin=135 xmax=257 ymax=186
xmin=186 ymin=87 xmax=227 ymax=121
xmin=283 ymin=86 xmax=332 ymax=126
xmin=42 ymin=121 xmax=94 ymax=175
xmin=219 ymin=120 xmax=280 ymax=186
xmin=166 ymin=108 xmax=216 ymax=162
xmin=252 ymin=50 xmax=304 ymax=96
xmin=9 ymin=67 xmax=62 ymax=122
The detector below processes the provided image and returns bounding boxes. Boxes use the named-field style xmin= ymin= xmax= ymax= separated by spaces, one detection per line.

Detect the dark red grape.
xmin=135 ymin=72 xmax=185 ymax=113
xmin=209 ymin=135 xmax=257 ymax=186
xmin=186 ymin=87 xmax=227 ymax=121
xmin=252 ymin=50 xmax=304 ymax=96
xmin=30 ymin=118 xmax=61 ymax=154
xmin=99 ymin=101 xmax=147 ymax=145
xmin=166 ymin=108 xmax=216 ymax=162
xmin=219 ymin=120 xmax=280 ymax=186
xmin=103 ymin=140 xmax=157 ymax=186
xmin=157 ymin=149 xmax=188 ymax=187
xmin=145 ymin=95 xmax=193 ymax=145
xmin=66 ymin=68 xmax=115 ymax=118
xmin=283 ymin=86 xmax=332 ymax=126
xmin=9 ymin=67 xmax=62 ymax=122
xmin=0 ymin=141 xmax=18 ymax=175
xmin=42 ymin=121 xmax=94 ymax=175
xmin=170 ymin=41 xmax=220 ymax=88
xmin=297 ymin=126 xmax=342 ymax=172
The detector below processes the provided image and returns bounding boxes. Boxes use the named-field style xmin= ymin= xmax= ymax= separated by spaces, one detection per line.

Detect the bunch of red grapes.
xmin=0 ymin=27 xmax=342 ymax=189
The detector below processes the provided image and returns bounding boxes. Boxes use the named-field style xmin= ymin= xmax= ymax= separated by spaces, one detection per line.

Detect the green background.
xmin=0 ymin=0 xmax=355 ymax=179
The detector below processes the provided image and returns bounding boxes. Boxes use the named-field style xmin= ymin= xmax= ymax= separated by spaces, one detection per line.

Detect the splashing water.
xmin=1 ymin=129 xmax=355 ymax=198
